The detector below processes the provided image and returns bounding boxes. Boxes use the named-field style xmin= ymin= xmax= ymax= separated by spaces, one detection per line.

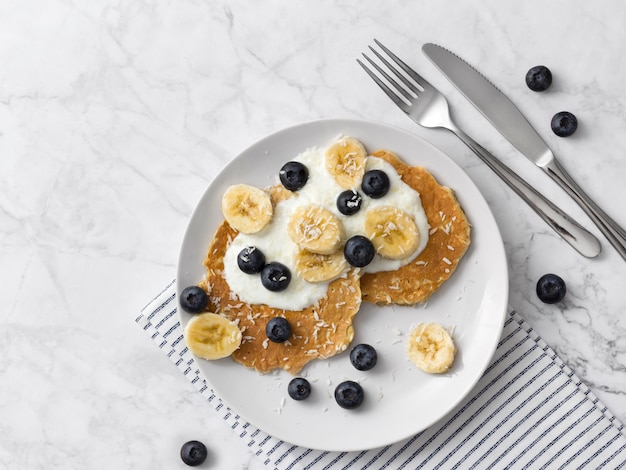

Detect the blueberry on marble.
xmin=525 ymin=65 xmax=552 ymax=92
xmin=344 ymin=235 xmax=375 ymax=268
xmin=260 ymin=262 xmax=291 ymax=292
xmin=336 ymin=189 xmax=363 ymax=216
xmin=279 ymin=161 xmax=309 ymax=191
xmin=334 ymin=380 xmax=364 ymax=409
xmin=361 ymin=169 xmax=390 ymax=199
xmin=266 ymin=316 xmax=292 ymax=343
xmin=180 ymin=440 xmax=208 ymax=467
xmin=551 ymin=111 xmax=578 ymax=137
xmin=237 ymin=246 xmax=266 ymax=274
xmin=179 ymin=286 xmax=208 ymax=313
xmin=536 ymin=273 xmax=567 ymax=304
xmin=288 ymin=377 xmax=311 ymax=400
xmin=350 ymin=343 xmax=378 ymax=371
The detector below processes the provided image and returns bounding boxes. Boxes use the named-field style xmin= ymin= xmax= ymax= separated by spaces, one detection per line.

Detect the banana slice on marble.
xmin=221 ymin=184 xmax=273 ymax=234
xmin=325 ymin=136 xmax=367 ymax=189
xmin=364 ymin=206 xmax=420 ymax=260
xmin=184 ymin=312 xmax=243 ymax=360
xmin=294 ymin=249 xmax=348 ymax=283
xmin=406 ymin=323 xmax=456 ymax=374
xmin=287 ymin=204 xmax=344 ymax=255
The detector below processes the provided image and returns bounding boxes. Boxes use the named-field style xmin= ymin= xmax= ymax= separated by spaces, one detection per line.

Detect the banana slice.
xmin=184 ymin=312 xmax=243 ymax=360
xmin=287 ymin=205 xmax=344 ymax=255
xmin=325 ymin=136 xmax=367 ymax=189
xmin=406 ymin=323 xmax=456 ymax=374
xmin=294 ymin=249 xmax=348 ymax=283
xmin=221 ymin=184 xmax=273 ymax=234
xmin=364 ymin=206 xmax=420 ymax=260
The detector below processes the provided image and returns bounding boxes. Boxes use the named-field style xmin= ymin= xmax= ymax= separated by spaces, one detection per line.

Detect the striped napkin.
xmin=135 ymin=280 xmax=626 ymax=469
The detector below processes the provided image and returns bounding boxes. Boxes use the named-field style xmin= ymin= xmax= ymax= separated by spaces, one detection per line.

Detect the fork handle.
xmin=449 ymin=125 xmax=601 ymax=258
xmin=543 ymin=158 xmax=626 ymax=260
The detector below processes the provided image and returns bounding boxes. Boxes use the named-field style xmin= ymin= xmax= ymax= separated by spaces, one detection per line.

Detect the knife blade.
xmin=422 ymin=42 xmax=626 ymax=261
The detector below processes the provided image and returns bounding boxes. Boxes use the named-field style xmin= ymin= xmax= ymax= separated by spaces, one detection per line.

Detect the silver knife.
xmin=423 ymin=42 xmax=626 ymax=261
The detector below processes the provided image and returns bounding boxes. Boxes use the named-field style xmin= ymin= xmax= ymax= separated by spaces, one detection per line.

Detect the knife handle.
xmin=449 ymin=125 xmax=602 ymax=258
xmin=544 ymin=158 xmax=626 ymax=261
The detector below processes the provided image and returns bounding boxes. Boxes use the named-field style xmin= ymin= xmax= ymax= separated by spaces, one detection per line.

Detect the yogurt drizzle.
xmin=222 ymin=144 xmax=430 ymax=310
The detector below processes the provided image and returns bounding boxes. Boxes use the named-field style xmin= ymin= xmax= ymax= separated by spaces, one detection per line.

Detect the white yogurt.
xmin=222 ymin=143 xmax=430 ymax=310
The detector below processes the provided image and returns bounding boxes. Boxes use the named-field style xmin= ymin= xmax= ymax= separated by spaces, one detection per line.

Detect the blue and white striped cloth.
xmin=135 ymin=280 xmax=626 ymax=469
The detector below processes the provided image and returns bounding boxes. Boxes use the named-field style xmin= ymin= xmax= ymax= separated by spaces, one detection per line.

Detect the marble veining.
xmin=1 ymin=0 xmax=625 ymax=468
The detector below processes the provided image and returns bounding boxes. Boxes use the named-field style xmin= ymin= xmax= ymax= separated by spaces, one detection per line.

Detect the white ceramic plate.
xmin=177 ymin=119 xmax=508 ymax=452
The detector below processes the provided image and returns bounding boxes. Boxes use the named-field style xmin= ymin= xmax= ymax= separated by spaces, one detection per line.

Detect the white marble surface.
xmin=2 ymin=0 xmax=625 ymax=468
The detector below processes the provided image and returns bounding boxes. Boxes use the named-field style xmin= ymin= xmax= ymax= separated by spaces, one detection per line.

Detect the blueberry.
xmin=344 ymin=235 xmax=375 ymax=267
xmin=237 ymin=246 xmax=266 ymax=274
xmin=350 ymin=344 xmax=377 ymax=371
xmin=525 ymin=65 xmax=552 ymax=92
xmin=334 ymin=380 xmax=364 ymax=409
xmin=551 ymin=111 xmax=578 ymax=137
xmin=261 ymin=262 xmax=291 ymax=291
xmin=536 ymin=273 xmax=567 ymax=304
xmin=288 ymin=377 xmax=311 ymax=400
xmin=266 ymin=317 xmax=292 ymax=343
xmin=179 ymin=286 xmax=208 ymax=313
xmin=336 ymin=190 xmax=363 ymax=216
xmin=361 ymin=170 xmax=390 ymax=199
xmin=279 ymin=161 xmax=309 ymax=191
xmin=180 ymin=440 xmax=208 ymax=467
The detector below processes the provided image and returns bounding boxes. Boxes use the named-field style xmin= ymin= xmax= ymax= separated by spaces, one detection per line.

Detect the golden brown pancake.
xmin=192 ymin=147 xmax=470 ymax=374
xmin=360 ymin=150 xmax=471 ymax=305
xmin=199 ymin=186 xmax=362 ymax=375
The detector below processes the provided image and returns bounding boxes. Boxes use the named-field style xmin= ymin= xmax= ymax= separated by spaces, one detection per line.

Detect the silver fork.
xmin=358 ymin=40 xmax=601 ymax=258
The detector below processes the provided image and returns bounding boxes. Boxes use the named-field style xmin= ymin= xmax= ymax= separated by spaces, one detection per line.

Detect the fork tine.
xmin=360 ymin=53 xmax=414 ymax=103
xmin=357 ymin=58 xmax=410 ymax=112
xmin=374 ymin=39 xmax=433 ymax=91
xmin=367 ymin=46 xmax=420 ymax=97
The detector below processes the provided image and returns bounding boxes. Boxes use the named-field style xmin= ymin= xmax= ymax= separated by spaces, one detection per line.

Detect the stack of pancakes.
xmin=200 ymin=149 xmax=471 ymax=374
